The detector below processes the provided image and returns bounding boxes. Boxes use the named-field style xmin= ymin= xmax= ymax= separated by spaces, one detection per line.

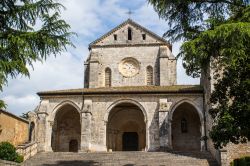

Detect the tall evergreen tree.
xmin=0 ymin=0 xmax=74 ymax=108
xmin=149 ymin=0 xmax=250 ymax=148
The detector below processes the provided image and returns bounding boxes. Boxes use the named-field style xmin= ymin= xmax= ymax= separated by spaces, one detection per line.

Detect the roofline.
xmin=90 ymin=43 xmax=171 ymax=49
xmin=89 ymin=19 xmax=171 ymax=49
xmin=0 ymin=109 xmax=29 ymax=124
xmin=37 ymin=86 xmax=203 ymax=97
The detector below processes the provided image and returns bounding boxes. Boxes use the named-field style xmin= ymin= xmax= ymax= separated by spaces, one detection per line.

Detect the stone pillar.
xmin=158 ymin=99 xmax=172 ymax=150
xmin=159 ymin=46 xmax=177 ymax=86
xmin=80 ymin=100 xmax=92 ymax=152
xmin=88 ymin=51 xmax=99 ymax=88
xmin=45 ymin=120 xmax=53 ymax=152
xmin=80 ymin=112 xmax=92 ymax=151
xmin=36 ymin=112 xmax=48 ymax=152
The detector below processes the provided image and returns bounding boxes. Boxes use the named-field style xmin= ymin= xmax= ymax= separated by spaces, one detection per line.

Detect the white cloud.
xmin=0 ymin=0 xmax=199 ymax=116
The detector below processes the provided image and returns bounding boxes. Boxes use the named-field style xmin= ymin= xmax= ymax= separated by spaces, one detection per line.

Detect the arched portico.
xmin=105 ymin=99 xmax=147 ymax=151
xmin=169 ymin=100 xmax=204 ymax=151
xmin=50 ymin=102 xmax=81 ymax=152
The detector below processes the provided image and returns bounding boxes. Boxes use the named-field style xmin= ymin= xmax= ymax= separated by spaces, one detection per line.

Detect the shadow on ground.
xmin=42 ymin=160 xmax=99 ymax=166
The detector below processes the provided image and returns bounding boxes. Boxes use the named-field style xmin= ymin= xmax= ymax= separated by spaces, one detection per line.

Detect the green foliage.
xmin=20 ymin=112 xmax=29 ymax=119
xmin=230 ymin=156 xmax=250 ymax=166
xmin=148 ymin=0 xmax=249 ymax=42
xmin=149 ymin=0 xmax=250 ymax=149
xmin=14 ymin=155 xmax=24 ymax=163
xmin=181 ymin=6 xmax=250 ymax=149
xmin=0 ymin=0 xmax=75 ymax=108
xmin=0 ymin=142 xmax=23 ymax=163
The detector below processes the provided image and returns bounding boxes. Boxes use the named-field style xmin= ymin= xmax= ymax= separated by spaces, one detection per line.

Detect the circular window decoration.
xmin=119 ymin=57 xmax=140 ymax=77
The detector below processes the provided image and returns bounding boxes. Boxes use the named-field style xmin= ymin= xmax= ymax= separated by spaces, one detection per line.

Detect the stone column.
xmin=158 ymin=99 xmax=172 ymax=151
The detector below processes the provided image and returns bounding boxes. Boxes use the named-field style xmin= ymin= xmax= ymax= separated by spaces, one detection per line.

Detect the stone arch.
xmin=104 ymin=99 xmax=148 ymax=123
xmin=169 ymin=99 xmax=204 ymax=151
xmin=51 ymin=102 xmax=81 ymax=152
xmin=106 ymin=100 xmax=146 ymax=151
xmin=51 ymin=100 xmax=81 ymax=120
xmin=169 ymin=99 xmax=203 ymax=122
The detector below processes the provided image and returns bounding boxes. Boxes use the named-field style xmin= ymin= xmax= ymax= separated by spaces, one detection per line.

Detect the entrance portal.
xmin=122 ymin=132 xmax=138 ymax=151
xmin=107 ymin=102 xmax=146 ymax=151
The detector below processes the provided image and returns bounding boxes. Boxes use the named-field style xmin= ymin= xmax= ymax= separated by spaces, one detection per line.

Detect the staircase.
xmin=23 ymin=151 xmax=218 ymax=166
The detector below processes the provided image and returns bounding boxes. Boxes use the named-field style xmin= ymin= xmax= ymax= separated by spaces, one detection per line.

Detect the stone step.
xmin=23 ymin=151 xmax=218 ymax=166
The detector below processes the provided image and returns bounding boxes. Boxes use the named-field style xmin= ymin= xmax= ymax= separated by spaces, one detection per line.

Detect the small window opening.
xmin=114 ymin=34 xmax=117 ymax=41
xmin=146 ymin=66 xmax=153 ymax=85
xmin=105 ymin=68 xmax=111 ymax=87
xmin=128 ymin=28 xmax=132 ymax=40
xmin=181 ymin=118 xmax=188 ymax=133
xmin=142 ymin=34 xmax=146 ymax=40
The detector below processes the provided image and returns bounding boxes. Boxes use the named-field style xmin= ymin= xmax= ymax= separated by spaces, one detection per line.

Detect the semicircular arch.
xmin=104 ymin=99 xmax=147 ymax=123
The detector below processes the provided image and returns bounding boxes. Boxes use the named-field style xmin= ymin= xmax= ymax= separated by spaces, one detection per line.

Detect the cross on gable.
xmin=126 ymin=9 xmax=134 ymax=18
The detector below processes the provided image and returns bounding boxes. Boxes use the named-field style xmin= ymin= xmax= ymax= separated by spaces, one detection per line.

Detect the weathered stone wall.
xmin=36 ymin=93 xmax=204 ymax=152
xmin=87 ymin=46 xmax=176 ymax=88
xmin=85 ymin=21 xmax=176 ymax=88
xmin=94 ymin=23 xmax=163 ymax=46
xmin=0 ymin=110 xmax=29 ymax=146
xmin=220 ymin=143 xmax=250 ymax=166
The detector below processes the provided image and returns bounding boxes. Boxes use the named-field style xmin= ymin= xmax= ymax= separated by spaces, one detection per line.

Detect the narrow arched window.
xmin=146 ymin=66 xmax=153 ymax=85
xmin=105 ymin=68 xmax=111 ymax=87
xmin=128 ymin=27 xmax=132 ymax=40
xmin=181 ymin=118 xmax=188 ymax=133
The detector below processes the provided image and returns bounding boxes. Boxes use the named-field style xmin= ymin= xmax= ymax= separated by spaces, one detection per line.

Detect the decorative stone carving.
xmin=82 ymin=100 xmax=92 ymax=113
xmin=159 ymin=99 xmax=172 ymax=112
xmin=119 ymin=57 xmax=140 ymax=77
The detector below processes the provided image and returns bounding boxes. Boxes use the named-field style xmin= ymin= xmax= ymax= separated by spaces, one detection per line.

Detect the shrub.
xmin=0 ymin=142 xmax=23 ymax=163
xmin=14 ymin=155 xmax=24 ymax=163
xmin=230 ymin=156 xmax=250 ymax=166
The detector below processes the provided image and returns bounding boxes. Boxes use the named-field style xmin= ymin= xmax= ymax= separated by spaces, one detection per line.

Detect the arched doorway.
xmin=107 ymin=102 xmax=146 ymax=151
xmin=171 ymin=102 xmax=201 ymax=151
xmin=29 ymin=122 xmax=35 ymax=142
xmin=51 ymin=104 xmax=81 ymax=152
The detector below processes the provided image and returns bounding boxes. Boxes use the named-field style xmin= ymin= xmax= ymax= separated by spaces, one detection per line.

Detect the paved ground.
xmin=23 ymin=151 xmax=218 ymax=166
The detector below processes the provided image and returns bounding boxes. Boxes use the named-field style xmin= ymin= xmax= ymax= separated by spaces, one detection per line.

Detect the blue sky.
xmin=0 ymin=0 xmax=199 ymax=115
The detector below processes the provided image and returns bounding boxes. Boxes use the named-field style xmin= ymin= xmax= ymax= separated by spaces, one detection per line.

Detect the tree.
xmin=149 ymin=0 xmax=250 ymax=148
xmin=0 ymin=0 xmax=74 ymax=108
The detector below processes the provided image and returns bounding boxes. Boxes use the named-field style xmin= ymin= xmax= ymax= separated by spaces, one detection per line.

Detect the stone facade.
xmin=35 ymin=92 xmax=205 ymax=152
xmin=85 ymin=19 xmax=176 ymax=88
xmin=32 ymin=19 xmax=250 ymax=166
xmin=0 ymin=109 xmax=29 ymax=146
xmin=33 ymin=19 xmax=206 ymax=153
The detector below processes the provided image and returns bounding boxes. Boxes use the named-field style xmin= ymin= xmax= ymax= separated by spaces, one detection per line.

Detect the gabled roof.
xmin=89 ymin=19 xmax=171 ymax=49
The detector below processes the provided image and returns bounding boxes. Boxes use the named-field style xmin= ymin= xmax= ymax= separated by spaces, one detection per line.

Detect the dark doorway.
xmin=69 ymin=139 xmax=78 ymax=152
xmin=122 ymin=132 xmax=138 ymax=151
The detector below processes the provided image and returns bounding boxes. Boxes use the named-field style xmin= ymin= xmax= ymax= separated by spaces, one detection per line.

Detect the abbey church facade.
xmin=34 ymin=19 xmax=209 ymax=154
